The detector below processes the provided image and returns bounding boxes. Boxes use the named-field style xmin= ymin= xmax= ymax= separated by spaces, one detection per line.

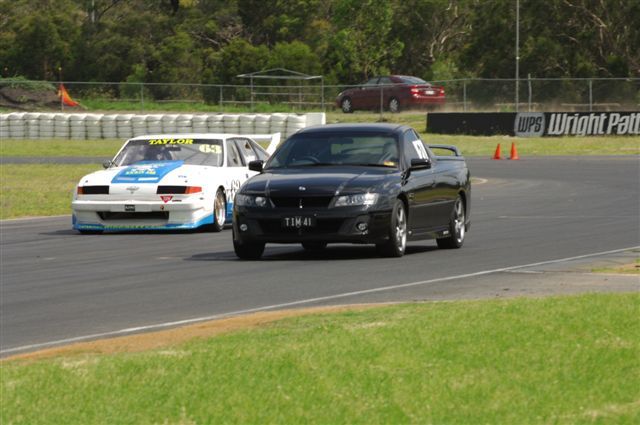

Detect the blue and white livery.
xmin=72 ymin=133 xmax=278 ymax=233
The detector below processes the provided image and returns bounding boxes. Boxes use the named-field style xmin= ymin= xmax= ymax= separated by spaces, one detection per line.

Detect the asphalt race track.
xmin=2 ymin=156 xmax=639 ymax=355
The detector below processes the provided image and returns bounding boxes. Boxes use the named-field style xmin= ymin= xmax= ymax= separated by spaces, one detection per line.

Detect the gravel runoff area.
xmin=5 ymin=249 xmax=638 ymax=361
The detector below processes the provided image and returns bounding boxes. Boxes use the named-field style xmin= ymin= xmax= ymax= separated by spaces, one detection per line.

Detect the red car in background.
xmin=336 ymin=75 xmax=445 ymax=113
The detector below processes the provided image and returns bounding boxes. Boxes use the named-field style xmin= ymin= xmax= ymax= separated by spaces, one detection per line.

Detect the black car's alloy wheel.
xmin=437 ymin=196 xmax=466 ymax=249
xmin=377 ymin=199 xmax=407 ymax=257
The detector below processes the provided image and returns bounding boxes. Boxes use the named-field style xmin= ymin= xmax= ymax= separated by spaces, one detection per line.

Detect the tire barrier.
xmin=0 ymin=112 xmax=326 ymax=140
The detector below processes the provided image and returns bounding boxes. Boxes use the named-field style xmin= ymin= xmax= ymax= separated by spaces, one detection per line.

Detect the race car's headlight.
xmin=235 ymin=194 xmax=269 ymax=207
xmin=332 ymin=193 xmax=379 ymax=207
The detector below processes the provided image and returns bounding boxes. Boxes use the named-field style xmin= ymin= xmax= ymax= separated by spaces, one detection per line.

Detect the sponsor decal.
xmin=112 ymin=160 xmax=184 ymax=184
xmin=514 ymin=113 xmax=545 ymax=137
xmin=148 ymin=138 xmax=193 ymax=145
xmin=160 ymin=195 xmax=173 ymax=203
xmin=428 ymin=111 xmax=639 ymax=136
xmin=546 ymin=112 xmax=640 ymax=136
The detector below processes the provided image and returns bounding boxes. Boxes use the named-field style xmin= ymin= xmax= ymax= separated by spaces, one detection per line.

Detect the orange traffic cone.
xmin=492 ymin=143 xmax=502 ymax=160
xmin=509 ymin=142 xmax=520 ymax=160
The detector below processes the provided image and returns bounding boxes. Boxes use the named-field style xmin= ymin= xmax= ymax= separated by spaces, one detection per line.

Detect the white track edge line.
xmin=2 ymin=246 xmax=638 ymax=355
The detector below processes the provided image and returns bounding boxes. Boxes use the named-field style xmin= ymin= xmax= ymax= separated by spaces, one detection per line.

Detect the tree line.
xmin=1 ymin=0 xmax=637 ymax=98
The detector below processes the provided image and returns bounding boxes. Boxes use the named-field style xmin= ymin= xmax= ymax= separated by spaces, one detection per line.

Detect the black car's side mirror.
xmin=410 ymin=158 xmax=431 ymax=170
xmin=248 ymin=160 xmax=264 ymax=172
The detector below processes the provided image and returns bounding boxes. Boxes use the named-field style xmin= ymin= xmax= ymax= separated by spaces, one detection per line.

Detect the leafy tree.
xmin=392 ymin=0 xmax=473 ymax=80
xmin=237 ymin=0 xmax=324 ymax=46
xmin=147 ymin=31 xmax=203 ymax=99
xmin=0 ymin=0 xmax=82 ymax=80
xmin=326 ymin=0 xmax=404 ymax=83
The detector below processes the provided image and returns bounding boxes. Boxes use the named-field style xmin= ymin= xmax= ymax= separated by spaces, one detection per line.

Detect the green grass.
xmin=2 ymin=293 xmax=638 ymax=424
xmin=327 ymin=112 xmax=640 ymax=156
xmin=593 ymin=259 xmax=640 ymax=275
xmin=0 ymin=139 xmax=123 ymax=157
xmin=0 ymin=164 xmax=101 ymax=219
xmin=81 ymin=99 xmax=310 ymax=113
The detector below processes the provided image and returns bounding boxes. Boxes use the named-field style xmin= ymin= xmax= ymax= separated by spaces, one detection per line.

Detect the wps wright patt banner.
xmin=514 ymin=112 xmax=640 ymax=137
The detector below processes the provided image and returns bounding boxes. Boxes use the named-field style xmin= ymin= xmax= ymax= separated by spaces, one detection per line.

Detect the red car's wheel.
xmin=388 ymin=97 xmax=401 ymax=113
xmin=340 ymin=97 xmax=354 ymax=113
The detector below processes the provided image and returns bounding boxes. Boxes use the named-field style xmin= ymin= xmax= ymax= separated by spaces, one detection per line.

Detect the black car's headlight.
xmin=235 ymin=194 xmax=269 ymax=207
xmin=332 ymin=193 xmax=379 ymax=207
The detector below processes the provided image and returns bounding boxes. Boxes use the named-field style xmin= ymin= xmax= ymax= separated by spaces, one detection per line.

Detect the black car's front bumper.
xmin=233 ymin=205 xmax=393 ymax=244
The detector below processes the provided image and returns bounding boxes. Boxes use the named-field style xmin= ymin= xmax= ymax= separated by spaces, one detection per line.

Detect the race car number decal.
xmin=412 ymin=140 xmax=429 ymax=159
xmin=198 ymin=144 xmax=222 ymax=154
xmin=229 ymin=179 xmax=241 ymax=199
xmin=148 ymin=138 xmax=193 ymax=145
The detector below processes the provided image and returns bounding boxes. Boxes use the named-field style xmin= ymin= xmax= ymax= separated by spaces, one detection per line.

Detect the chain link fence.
xmin=1 ymin=78 xmax=638 ymax=113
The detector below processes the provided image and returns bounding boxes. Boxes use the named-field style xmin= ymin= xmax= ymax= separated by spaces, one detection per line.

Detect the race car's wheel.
xmin=376 ymin=199 xmax=407 ymax=257
xmin=340 ymin=97 xmax=354 ymax=113
xmin=388 ymin=97 xmax=401 ymax=113
xmin=437 ymin=195 xmax=466 ymax=249
xmin=302 ymin=241 xmax=327 ymax=251
xmin=211 ymin=188 xmax=226 ymax=232
xmin=233 ymin=230 xmax=265 ymax=260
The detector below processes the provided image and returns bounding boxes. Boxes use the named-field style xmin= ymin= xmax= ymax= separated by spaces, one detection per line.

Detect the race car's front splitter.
xmin=72 ymin=212 xmax=215 ymax=232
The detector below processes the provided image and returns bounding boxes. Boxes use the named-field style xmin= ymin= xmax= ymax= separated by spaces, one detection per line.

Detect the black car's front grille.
xmin=97 ymin=211 xmax=169 ymax=221
xmin=258 ymin=218 xmax=344 ymax=234
xmin=81 ymin=185 xmax=109 ymax=195
xmin=270 ymin=196 xmax=333 ymax=208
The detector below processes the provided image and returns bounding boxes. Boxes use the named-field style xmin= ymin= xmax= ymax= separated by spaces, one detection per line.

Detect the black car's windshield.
xmin=266 ymin=133 xmax=399 ymax=169
xmin=113 ymin=138 xmax=224 ymax=167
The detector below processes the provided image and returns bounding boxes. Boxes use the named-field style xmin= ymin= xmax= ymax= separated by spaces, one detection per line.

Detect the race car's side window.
xmin=226 ymin=141 xmax=243 ymax=167
xmin=250 ymin=141 xmax=269 ymax=161
xmin=232 ymin=138 xmax=257 ymax=164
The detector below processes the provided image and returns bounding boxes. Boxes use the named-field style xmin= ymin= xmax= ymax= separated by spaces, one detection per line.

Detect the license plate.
xmin=425 ymin=90 xmax=435 ymax=95
xmin=282 ymin=216 xmax=316 ymax=228
xmin=124 ymin=204 xmax=135 ymax=212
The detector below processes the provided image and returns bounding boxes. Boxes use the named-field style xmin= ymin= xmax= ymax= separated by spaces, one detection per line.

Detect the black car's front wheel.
xmin=377 ymin=199 xmax=407 ymax=257
xmin=233 ymin=230 xmax=265 ymax=260
xmin=437 ymin=196 xmax=466 ymax=249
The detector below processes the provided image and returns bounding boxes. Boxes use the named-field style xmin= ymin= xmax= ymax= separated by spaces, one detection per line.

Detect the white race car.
xmin=72 ymin=133 xmax=278 ymax=233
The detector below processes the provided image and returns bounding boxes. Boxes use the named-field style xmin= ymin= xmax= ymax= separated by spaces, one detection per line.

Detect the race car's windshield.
xmin=113 ymin=138 xmax=224 ymax=167
xmin=265 ymin=133 xmax=399 ymax=169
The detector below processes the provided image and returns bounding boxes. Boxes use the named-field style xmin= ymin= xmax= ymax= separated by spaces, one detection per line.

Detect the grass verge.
xmin=0 ymin=164 xmax=100 ymax=219
xmin=593 ymin=259 xmax=640 ymax=275
xmin=2 ymin=293 xmax=639 ymax=424
xmin=0 ymin=139 xmax=123 ymax=157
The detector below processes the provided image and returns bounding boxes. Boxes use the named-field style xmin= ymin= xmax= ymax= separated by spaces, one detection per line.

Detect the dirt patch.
xmin=0 ymin=86 xmax=67 ymax=110
xmin=593 ymin=260 xmax=640 ymax=275
xmin=3 ymin=305 xmax=379 ymax=363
